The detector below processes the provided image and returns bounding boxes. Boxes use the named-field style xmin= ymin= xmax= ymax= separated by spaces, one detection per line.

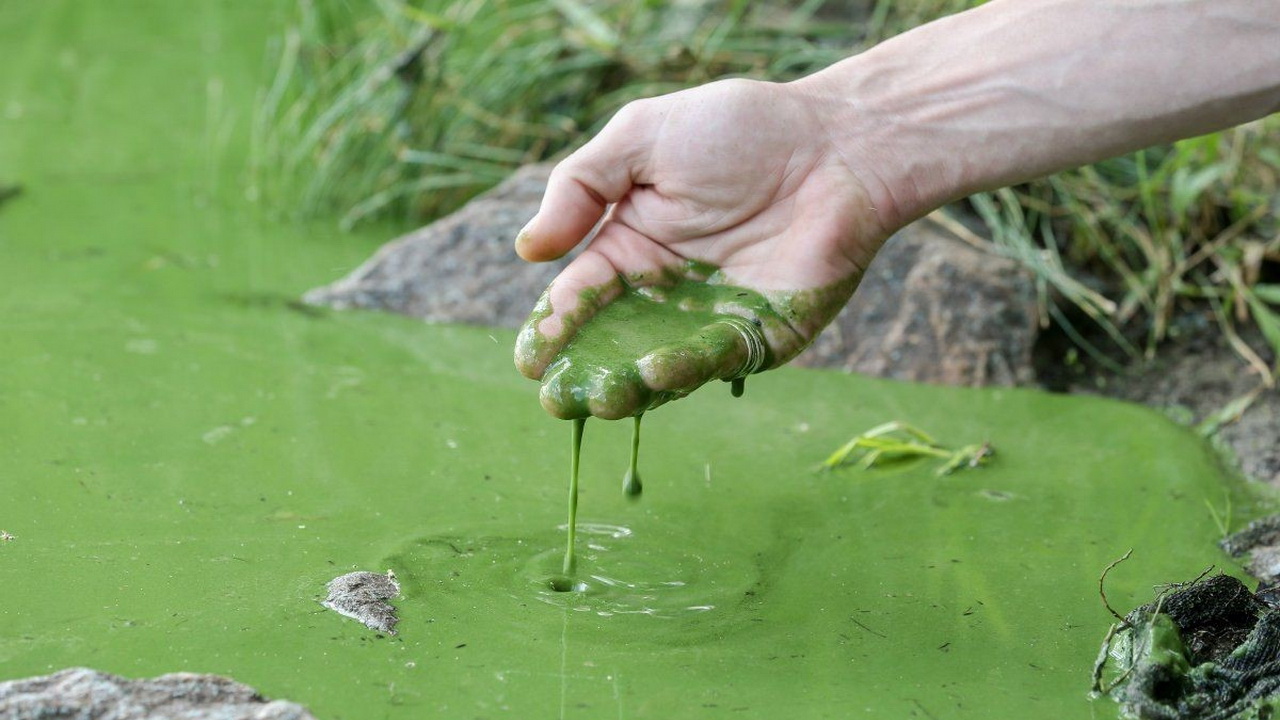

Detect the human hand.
xmin=513 ymin=78 xmax=893 ymax=419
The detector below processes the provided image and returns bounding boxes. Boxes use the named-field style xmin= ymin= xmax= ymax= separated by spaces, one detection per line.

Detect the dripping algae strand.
xmin=624 ymin=413 xmax=643 ymax=498
xmin=563 ymin=417 xmax=586 ymax=576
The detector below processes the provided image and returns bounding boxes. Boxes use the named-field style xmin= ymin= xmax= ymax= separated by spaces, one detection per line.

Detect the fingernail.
xmin=514 ymin=217 xmax=536 ymax=257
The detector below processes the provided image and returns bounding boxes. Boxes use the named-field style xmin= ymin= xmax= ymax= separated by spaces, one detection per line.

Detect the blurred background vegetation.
xmin=253 ymin=0 xmax=1279 ymax=384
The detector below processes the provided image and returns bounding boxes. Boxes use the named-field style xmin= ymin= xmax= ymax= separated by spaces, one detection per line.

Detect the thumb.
xmin=515 ymin=106 xmax=651 ymax=262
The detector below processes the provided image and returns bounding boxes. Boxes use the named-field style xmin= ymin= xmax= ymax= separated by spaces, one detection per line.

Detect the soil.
xmin=1222 ymin=516 xmax=1280 ymax=589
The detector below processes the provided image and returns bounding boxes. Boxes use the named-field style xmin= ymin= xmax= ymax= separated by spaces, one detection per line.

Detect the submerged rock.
xmin=1098 ymin=574 xmax=1280 ymax=720
xmin=321 ymin=570 xmax=401 ymax=635
xmin=0 ymin=667 xmax=316 ymax=719
xmin=0 ymin=183 xmax=21 ymax=210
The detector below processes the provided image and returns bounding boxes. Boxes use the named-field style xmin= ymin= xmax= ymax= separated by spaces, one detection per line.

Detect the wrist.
xmin=790 ymin=53 xmax=948 ymax=236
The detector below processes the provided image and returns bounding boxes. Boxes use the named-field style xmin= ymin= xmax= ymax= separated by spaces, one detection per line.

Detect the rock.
xmin=0 ymin=667 xmax=316 ymax=719
xmin=303 ymin=163 xmax=569 ymax=329
xmin=1221 ymin=515 xmax=1280 ymax=586
xmin=321 ymin=570 xmax=401 ymax=635
xmin=793 ymin=222 xmax=1039 ymax=386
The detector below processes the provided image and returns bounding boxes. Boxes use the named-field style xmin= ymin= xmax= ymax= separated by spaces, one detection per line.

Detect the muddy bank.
xmin=1056 ymin=317 xmax=1279 ymax=485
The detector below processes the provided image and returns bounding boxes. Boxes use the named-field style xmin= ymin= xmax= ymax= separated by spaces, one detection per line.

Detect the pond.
xmin=0 ymin=2 xmax=1270 ymax=718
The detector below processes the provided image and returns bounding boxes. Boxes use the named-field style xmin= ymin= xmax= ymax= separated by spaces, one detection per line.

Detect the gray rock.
xmin=1221 ymin=515 xmax=1280 ymax=584
xmin=321 ymin=570 xmax=401 ymax=635
xmin=303 ymin=163 xmax=569 ymax=328
xmin=794 ymin=222 xmax=1039 ymax=386
xmin=0 ymin=667 xmax=316 ymax=719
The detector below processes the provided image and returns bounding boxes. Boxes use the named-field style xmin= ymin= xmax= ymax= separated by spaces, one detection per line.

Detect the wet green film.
xmin=0 ymin=2 xmax=1272 ymax=719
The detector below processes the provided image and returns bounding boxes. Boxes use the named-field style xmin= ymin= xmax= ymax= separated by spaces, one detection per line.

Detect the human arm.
xmin=802 ymin=0 xmax=1280 ymax=231
xmin=515 ymin=0 xmax=1280 ymax=419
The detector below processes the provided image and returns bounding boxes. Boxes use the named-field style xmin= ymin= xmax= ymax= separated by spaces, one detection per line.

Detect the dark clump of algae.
xmin=1 ymin=3 xmax=1276 ymax=719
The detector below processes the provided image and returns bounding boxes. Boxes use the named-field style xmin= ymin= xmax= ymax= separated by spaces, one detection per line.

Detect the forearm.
xmin=795 ymin=0 xmax=1280 ymax=230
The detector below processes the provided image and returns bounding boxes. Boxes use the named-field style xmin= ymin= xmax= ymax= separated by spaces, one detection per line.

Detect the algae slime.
xmin=5 ymin=1 xmax=1261 ymax=716
xmin=563 ymin=417 xmax=585 ymax=575
xmin=535 ymin=280 xmax=773 ymax=420
xmin=623 ymin=413 xmax=643 ymax=499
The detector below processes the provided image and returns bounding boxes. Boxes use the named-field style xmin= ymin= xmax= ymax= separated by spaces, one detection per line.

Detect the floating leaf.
xmin=822 ymin=421 xmax=993 ymax=476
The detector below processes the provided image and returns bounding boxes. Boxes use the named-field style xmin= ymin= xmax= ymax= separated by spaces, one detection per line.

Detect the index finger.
xmin=513 ymin=251 xmax=623 ymax=380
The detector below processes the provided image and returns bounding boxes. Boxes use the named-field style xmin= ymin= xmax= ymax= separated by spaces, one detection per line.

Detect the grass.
xmin=255 ymin=0 xmax=1280 ymax=388
xmin=251 ymin=0 xmax=854 ymax=230
xmin=960 ymin=122 xmax=1280 ymax=384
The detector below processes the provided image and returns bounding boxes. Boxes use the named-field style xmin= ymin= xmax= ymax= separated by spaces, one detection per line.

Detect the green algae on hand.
xmin=514 ymin=263 xmax=861 ymax=421
xmin=519 ymin=271 xmax=864 ymax=585
xmin=520 ymin=278 xmax=777 ymax=420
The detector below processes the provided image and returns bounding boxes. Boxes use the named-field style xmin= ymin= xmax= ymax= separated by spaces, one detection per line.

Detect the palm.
xmin=592 ymin=80 xmax=876 ymax=294
xmin=515 ymin=79 xmax=888 ymax=417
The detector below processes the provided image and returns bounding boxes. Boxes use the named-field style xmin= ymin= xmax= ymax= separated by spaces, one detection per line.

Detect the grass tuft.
xmin=954 ymin=118 xmax=1280 ymax=380
xmin=821 ymin=421 xmax=994 ymax=476
xmin=251 ymin=0 xmax=852 ymax=230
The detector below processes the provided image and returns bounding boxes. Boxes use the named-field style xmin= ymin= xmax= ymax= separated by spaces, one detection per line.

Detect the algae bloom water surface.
xmin=0 ymin=2 xmax=1269 ymax=719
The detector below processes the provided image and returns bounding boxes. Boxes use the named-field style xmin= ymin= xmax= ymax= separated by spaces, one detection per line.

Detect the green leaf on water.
xmin=821 ymin=421 xmax=994 ymax=476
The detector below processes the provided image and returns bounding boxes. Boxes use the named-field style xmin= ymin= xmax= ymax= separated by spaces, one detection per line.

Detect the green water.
xmin=0 ymin=2 xmax=1273 ymax=719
